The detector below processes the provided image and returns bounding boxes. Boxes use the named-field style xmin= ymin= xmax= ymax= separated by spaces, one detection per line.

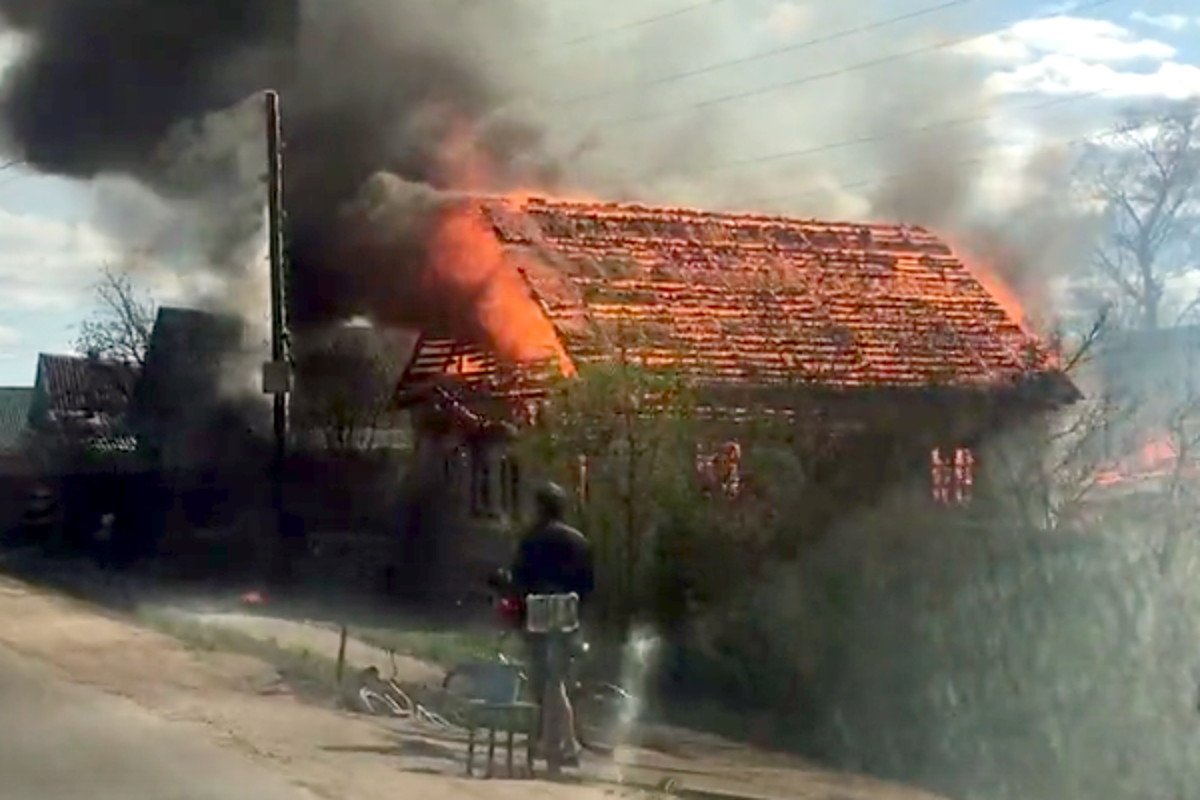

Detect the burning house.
xmin=390 ymin=195 xmax=1080 ymax=544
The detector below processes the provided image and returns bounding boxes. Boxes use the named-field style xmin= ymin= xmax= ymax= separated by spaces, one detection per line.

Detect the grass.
xmin=137 ymin=607 xmax=345 ymax=701
xmin=353 ymin=625 xmax=519 ymax=669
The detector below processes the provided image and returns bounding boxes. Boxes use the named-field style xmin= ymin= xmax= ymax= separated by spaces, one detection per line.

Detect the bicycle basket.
xmin=524 ymin=592 xmax=580 ymax=634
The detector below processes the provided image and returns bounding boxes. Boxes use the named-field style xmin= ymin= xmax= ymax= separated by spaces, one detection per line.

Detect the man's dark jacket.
xmin=511 ymin=519 xmax=595 ymax=603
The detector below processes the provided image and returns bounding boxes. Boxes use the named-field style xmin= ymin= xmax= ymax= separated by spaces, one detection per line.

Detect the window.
xmin=577 ymin=454 xmax=589 ymax=505
xmin=931 ymin=447 xmax=974 ymax=505
xmin=450 ymin=443 xmax=522 ymax=519
xmin=503 ymin=457 xmax=521 ymax=516
xmin=470 ymin=444 xmax=491 ymax=517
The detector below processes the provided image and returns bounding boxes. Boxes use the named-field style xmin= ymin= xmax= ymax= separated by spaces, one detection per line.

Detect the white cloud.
xmin=0 ymin=324 xmax=19 ymax=360
xmin=965 ymin=16 xmax=1176 ymax=65
xmin=760 ymin=2 xmax=813 ymax=40
xmin=0 ymin=210 xmax=122 ymax=312
xmin=957 ymin=13 xmax=1200 ymax=105
xmin=987 ymin=55 xmax=1200 ymax=100
xmin=1129 ymin=11 xmax=1194 ymax=32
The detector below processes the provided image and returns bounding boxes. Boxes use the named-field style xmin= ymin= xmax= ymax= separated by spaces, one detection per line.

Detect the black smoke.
xmin=0 ymin=0 xmax=555 ymax=330
xmin=0 ymin=0 xmax=1091 ymax=334
xmin=0 ymin=0 xmax=298 ymax=179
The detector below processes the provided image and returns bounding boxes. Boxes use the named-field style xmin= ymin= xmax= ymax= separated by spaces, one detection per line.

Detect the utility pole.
xmin=263 ymin=89 xmax=291 ymax=586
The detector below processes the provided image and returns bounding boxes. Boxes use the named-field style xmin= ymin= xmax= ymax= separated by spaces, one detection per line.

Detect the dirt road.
xmin=0 ymin=578 xmax=648 ymax=800
xmin=0 ymin=643 xmax=315 ymax=800
xmin=0 ymin=575 xmax=949 ymax=800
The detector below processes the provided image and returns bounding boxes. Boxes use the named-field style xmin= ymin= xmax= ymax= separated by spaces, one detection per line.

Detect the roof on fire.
xmin=406 ymin=196 xmax=1078 ymax=403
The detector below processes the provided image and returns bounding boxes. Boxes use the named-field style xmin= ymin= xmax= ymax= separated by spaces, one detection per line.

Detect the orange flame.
xmin=428 ymin=205 xmax=574 ymax=375
xmin=945 ymin=236 xmax=1062 ymax=370
xmin=950 ymin=240 xmax=1033 ymax=336
xmin=435 ymin=114 xmax=496 ymax=192
xmin=427 ymin=116 xmax=575 ymax=376
xmin=1095 ymin=432 xmax=1183 ymax=487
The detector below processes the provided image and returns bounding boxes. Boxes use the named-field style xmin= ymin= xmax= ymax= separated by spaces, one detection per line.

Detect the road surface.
xmin=0 ymin=644 xmax=314 ymax=800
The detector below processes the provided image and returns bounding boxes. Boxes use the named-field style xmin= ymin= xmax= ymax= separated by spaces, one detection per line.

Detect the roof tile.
xmin=478 ymin=198 xmax=1063 ymax=391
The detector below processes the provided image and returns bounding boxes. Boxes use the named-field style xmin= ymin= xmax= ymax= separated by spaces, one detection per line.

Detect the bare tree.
xmin=74 ymin=267 xmax=157 ymax=369
xmin=24 ymin=267 xmax=154 ymax=467
xmin=1078 ymin=101 xmax=1200 ymax=330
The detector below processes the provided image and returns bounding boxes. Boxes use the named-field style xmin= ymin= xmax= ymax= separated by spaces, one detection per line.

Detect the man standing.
xmin=510 ymin=482 xmax=594 ymax=772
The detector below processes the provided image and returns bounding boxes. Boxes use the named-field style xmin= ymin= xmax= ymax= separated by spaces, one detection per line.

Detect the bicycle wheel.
xmin=358 ymin=688 xmax=404 ymax=717
xmin=574 ymin=682 xmax=635 ymax=754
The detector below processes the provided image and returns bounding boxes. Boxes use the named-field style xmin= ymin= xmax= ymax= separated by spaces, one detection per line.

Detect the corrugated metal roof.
xmin=36 ymin=354 xmax=137 ymax=415
xmin=0 ymin=387 xmax=33 ymax=452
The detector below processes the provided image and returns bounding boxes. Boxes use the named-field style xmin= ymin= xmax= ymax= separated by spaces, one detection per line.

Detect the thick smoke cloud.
xmin=0 ymin=0 xmax=296 ymax=179
xmin=0 ymin=0 xmax=1083 ymax=334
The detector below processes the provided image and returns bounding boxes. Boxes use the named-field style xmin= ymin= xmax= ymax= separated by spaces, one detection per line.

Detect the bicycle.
xmin=352 ymin=651 xmax=456 ymax=729
xmin=442 ymin=576 xmax=637 ymax=756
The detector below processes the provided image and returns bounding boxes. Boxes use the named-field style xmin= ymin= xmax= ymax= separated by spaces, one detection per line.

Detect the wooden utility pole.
xmin=264 ymin=89 xmax=291 ymax=585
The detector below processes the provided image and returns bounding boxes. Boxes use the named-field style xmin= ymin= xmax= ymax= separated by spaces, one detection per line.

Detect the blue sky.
xmin=0 ymin=0 xmax=1198 ymax=385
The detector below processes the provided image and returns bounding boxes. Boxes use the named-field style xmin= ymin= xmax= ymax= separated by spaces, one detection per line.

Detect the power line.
xmin=520 ymin=0 xmax=737 ymax=57
xmin=0 ymin=160 xmax=31 ymax=191
xmin=742 ymin=115 xmax=1151 ymax=209
xmin=551 ymin=0 xmax=983 ymax=107
xmin=580 ymin=0 xmax=1115 ymax=131
xmin=690 ymin=89 xmax=1107 ymax=177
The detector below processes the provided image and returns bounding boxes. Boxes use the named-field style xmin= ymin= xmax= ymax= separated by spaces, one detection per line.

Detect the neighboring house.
xmin=18 ymin=355 xmax=141 ymax=556
xmin=27 ymin=353 xmax=139 ymax=460
xmin=134 ymin=306 xmax=417 ymax=579
xmin=135 ymin=306 xmax=250 ymax=472
xmin=0 ymin=387 xmax=33 ymax=474
xmin=138 ymin=307 xmax=418 ymax=462
xmin=132 ymin=306 xmax=271 ymax=571
xmin=290 ymin=322 xmax=419 ymax=454
xmin=394 ymin=196 xmax=1080 ymax=524
xmin=0 ymin=387 xmax=35 ymax=531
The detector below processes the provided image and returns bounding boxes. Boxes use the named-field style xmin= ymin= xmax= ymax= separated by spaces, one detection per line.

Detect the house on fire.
xmin=391 ymin=196 xmax=1080 ymax=529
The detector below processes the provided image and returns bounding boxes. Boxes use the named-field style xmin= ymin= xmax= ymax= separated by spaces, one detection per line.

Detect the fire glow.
xmin=1095 ymin=434 xmax=1185 ymax=488
xmin=422 ymin=117 xmax=577 ymax=377
xmin=413 ymin=117 xmax=1058 ymax=392
xmin=427 ymin=208 xmax=574 ymax=376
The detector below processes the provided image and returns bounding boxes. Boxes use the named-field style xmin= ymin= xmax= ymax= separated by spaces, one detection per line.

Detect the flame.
xmin=418 ymin=115 xmax=583 ymax=376
xmin=945 ymin=236 xmax=1063 ymax=371
xmin=429 ymin=119 xmax=1063 ymax=386
xmin=427 ymin=205 xmax=574 ymax=375
xmin=1095 ymin=432 xmax=1184 ymax=488
xmin=952 ymin=243 xmax=1033 ymax=336
xmin=435 ymin=114 xmax=496 ymax=192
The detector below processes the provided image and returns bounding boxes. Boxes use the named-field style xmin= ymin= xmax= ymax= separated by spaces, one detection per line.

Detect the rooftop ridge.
xmin=484 ymin=194 xmax=939 ymax=235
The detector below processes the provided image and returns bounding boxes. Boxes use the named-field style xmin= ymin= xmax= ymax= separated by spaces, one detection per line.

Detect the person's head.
xmin=534 ymin=481 xmax=568 ymax=522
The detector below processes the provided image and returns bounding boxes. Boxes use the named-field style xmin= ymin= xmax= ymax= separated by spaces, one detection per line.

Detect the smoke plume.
xmin=0 ymin=0 xmax=1091 ymax=345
